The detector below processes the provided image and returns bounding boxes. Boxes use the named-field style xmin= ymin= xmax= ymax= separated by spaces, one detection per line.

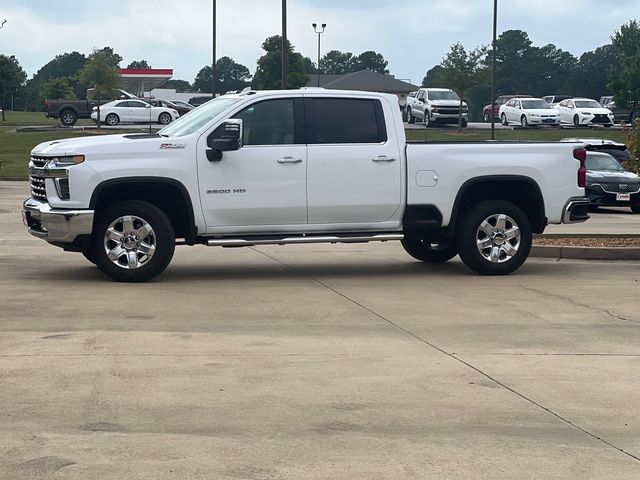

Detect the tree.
xmin=422 ymin=65 xmax=445 ymax=87
xmin=40 ymin=77 xmax=75 ymax=100
xmin=193 ymin=56 xmax=251 ymax=93
xmin=352 ymin=50 xmax=389 ymax=74
xmin=0 ymin=55 xmax=27 ymax=120
xmin=571 ymin=45 xmax=620 ymax=99
xmin=127 ymin=60 xmax=151 ymax=69
xmin=78 ymin=49 xmax=118 ymax=127
xmin=252 ymin=35 xmax=308 ymax=90
xmin=319 ymin=50 xmax=355 ymax=74
xmin=24 ymin=51 xmax=87 ymax=110
xmin=609 ymin=20 xmax=640 ymax=119
xmin=437 ymin=43 xmax=488 ymax=130
xmin=163 ymin=79 xmax=192 ymax=92
xmin=94 ymin=47 xmax=122 ymax=68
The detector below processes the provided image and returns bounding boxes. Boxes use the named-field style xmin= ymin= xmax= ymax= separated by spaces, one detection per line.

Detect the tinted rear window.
xmin=306 ymin=98 xmax=387 ymax=144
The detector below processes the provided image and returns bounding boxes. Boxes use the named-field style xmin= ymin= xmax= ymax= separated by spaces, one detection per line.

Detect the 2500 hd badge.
xmin=206 ymin=188 xmax=246 ymax=194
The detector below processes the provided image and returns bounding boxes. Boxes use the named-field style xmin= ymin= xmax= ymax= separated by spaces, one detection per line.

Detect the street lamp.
xmin=490 ymin=0 xmax=498 ymax=140
xmin=0 ymin=19 xmax=7 ymax=30
xmin=312 ymin=23 xmax=326 ymax=87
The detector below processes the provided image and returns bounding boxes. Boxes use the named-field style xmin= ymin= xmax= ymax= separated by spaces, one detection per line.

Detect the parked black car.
xmin=599 ymin=96 xmax=634 ymax=124
xmin=146 ymin=98 xmax=192 ymax=117
xmin=585 ymin=152 xmax=640 ymax=213
xmin=562 ymin=138 xmax=633 ymax=164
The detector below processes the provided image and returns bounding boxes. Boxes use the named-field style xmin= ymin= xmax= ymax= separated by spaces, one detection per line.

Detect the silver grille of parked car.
xmin=600 ymin=183 xmax=640 ymax=194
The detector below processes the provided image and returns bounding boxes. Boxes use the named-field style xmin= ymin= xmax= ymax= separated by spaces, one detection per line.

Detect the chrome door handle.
xmin=372 ymin=156 xmax=396 ymax=162
xmin=277 ymin=157 xmax=302 ymax=164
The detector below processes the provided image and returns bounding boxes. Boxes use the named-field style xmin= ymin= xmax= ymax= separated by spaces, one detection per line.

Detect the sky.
xmin=0 ymin=0 xmax=637 ymax=87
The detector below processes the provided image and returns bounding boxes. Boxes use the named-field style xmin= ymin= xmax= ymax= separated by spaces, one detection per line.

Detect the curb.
xmin=532 ymin=245 xmax=640 ymax=261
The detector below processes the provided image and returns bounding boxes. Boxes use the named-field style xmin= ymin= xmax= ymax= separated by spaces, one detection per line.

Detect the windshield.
xmin=586 ymin=154 xmax=624 ymax=172
xmin=575 ymin=100 xmax=601 ymax=108
xmin=521 ymin=100 xmax=552 ymax=109
xmin=159 ymin=96 xmax=243 ymax=137
xmin=428 ymin=91 xmax=460 ymax=101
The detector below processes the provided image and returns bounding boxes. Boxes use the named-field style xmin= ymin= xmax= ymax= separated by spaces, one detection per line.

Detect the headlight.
xmin=531 ymin=114 xmax=540 ymax=117
xmin=432 ymin=108 xmax=439 ymax=113
xmin=51 ymin=155 xmax=85 ymax=166
xmin=581 ymin=112 xmax=592 ymax=116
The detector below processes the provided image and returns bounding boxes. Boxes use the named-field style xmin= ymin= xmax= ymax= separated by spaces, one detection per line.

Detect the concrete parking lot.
xmin=1 ymin=181 xmax=640 ymax=479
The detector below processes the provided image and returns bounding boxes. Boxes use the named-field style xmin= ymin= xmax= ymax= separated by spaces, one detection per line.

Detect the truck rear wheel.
xmin=401 ymin=238 xmax=457 ymax=263
xmin=91 ymin=200 xmax=175 ymax=282
xmin=407 ymin=108 xmax=415 ymax=124
xmin=455 ymin=200 xmax=532 ymax=275
xmin=60 ymin=109 xmax=78 ymax=126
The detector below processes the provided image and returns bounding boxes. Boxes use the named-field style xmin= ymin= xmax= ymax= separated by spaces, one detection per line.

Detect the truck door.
xmin=196 ymin=97 xmax=308 ymax=233
xmin=305 ymin=96 xmax=402 ymax=226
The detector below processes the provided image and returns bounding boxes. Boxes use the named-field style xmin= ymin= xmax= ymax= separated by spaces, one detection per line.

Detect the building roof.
xmin=306 ymin=70 xmax=419 ymax=94
xmin=117 ymin=68 xmax=173 ymax=95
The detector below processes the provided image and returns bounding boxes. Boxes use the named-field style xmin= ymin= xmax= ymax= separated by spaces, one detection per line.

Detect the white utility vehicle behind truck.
xmin=23 ymin=88 xmax=590 ymax=282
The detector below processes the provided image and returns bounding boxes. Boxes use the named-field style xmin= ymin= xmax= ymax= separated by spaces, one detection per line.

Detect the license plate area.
xmin=617 ymin=193 xmax=631 ymax=201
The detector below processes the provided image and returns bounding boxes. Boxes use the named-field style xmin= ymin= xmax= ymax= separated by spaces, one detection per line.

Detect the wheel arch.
xmin=90 ymin=177 xmax=198 ymax=244
xmin=450 ymin=175 xmax=547 ymax=234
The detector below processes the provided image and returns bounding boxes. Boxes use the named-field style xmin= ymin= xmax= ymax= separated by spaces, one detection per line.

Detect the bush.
xmin=622 ymin=119 xmax=640 ymax=173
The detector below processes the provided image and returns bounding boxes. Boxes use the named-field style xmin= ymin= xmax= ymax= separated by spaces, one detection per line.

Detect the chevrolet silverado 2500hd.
xmin=23 ymin=88 xmax=590 ymax=282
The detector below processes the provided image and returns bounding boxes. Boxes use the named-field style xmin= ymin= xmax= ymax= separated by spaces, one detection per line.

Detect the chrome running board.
xmin=206 ymin=233 xmax=404 ymax=247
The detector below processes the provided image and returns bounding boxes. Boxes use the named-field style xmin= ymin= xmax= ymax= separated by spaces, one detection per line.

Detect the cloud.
xmin=0 ymin=0 xmax=638 ymax=88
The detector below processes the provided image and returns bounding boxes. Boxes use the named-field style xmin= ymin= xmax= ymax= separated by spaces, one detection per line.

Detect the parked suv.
xmin=406 ymin=88 xmax=468 ymax=127
xmin=599 ymin=96 xmax=634 ymax=124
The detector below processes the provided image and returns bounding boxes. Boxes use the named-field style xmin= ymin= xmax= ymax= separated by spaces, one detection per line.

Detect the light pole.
xmin=212 ymin=1 xmax=216 ymax=97
xmin=490 ymin=0 xmax=498 ymax=140
xmin=282 ymin=0 xmax=287 ymax=89
xmin=0 ymin=19 xmax=6 ymax=30
xmin=312 ymin=23 xmax=326 ymax=87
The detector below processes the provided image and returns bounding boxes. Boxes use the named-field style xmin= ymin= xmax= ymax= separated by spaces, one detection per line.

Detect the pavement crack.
xmin=521 ymin=285 xmax=640 ymax=325
xmin=250 ymin=247 xmax=640 ymax=464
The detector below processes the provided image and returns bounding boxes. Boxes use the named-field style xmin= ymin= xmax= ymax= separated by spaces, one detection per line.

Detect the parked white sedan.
xmin=499 ymin=97 xmax=560 ymax=127
xmin=556 ymin=98 xmax=615 ymax=128
xmin=91 ymin=99 xmax=179 ymax=126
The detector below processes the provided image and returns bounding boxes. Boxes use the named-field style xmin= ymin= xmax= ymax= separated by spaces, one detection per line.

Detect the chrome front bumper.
xmin=23 ymin=198 xmax=94 ymax=243
xmin=562 ymin=197 xmax=590 ymax=224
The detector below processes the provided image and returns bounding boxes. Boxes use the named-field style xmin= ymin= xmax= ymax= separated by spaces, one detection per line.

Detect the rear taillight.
xmin=573 ymin=148 xmax=587 ymax=187
xmin=45 ymin=101 xmax=50 ymax=111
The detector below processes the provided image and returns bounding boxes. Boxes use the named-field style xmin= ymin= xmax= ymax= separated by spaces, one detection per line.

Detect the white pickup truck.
xmin=23 ymin=88 xmax=589 ymax=282
xmin=405 ymin=87 xmax=468 ymax=127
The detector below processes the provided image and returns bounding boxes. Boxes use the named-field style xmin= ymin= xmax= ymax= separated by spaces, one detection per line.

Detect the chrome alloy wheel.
xmin=475 ymin=214 xmax=521 ymax=264
xmin=103 ymin=215 xmax=156 ymax=269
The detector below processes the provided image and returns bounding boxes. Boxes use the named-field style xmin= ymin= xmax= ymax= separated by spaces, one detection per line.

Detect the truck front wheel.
xmin=455 ymin=200 xmax=532 ymax=275
xmin=91 ymin=200 xmax=175 ymax=282
xmin=401 ymin=238 xmax=457 ymax=263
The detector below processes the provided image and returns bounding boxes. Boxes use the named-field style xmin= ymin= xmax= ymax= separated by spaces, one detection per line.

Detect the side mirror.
xmin=206 ymin=119 xmax=243 ymax=162
xmin=419 ymin=97 xmax=425 ymax=103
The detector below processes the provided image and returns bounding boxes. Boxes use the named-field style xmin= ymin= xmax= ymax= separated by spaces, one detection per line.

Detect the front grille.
xmin=30 ymin=176 xmax=47 ymax=201
xmin=600 ymin=183 xmax=640 ymax=194
xmin=435 ymin=107 xmax=462 ymax=115
xmin=30 ymin=156 xmax=50 ymax=168
xmin=591 ymin=114 xmax=611 ymax=124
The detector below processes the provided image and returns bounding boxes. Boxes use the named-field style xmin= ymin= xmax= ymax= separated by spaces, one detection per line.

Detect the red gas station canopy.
xmin=117 ymin=68 xmax=173 ymax=96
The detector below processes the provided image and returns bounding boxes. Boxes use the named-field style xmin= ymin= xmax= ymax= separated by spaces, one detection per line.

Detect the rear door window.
xmin=305 ymin=98 xmax=387 ymax=144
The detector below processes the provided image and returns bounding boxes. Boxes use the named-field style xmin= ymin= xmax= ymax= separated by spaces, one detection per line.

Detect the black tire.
xmin=631 ymin=206 xmax=640 ymax=214
xmin=521 ymin=115 xmax=528 ymax=128
xmin=455 ymin=200 xmax=532 ymax=276
xmin=158 ymin=112 xmax=172 ymax=125
xmin=91 ymin=201 xmax=175 ymax=282
xmin=424 ymin=111 xmax=431 ymax=127
xmin=573 ymin=115 xmax=580 ymax=128
xmin=82 ymin=249 xmax=96 ymax=265
xmin=401 ymin=238 xmax=458 ymax=263
xmin=483 ymin=111 xmax=490 ymax=123
xmin=60 ymin=109 xmax=78 ymax=126
xmin=501 ymin=113 xmax=508 ymax=126
xmin=407 ymin=108 xmax=415 ymax=124
xmin=105 ymin=113 xmax=119 ymax=126
xmin=461 ymin=119 xmax=468 ymax=128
